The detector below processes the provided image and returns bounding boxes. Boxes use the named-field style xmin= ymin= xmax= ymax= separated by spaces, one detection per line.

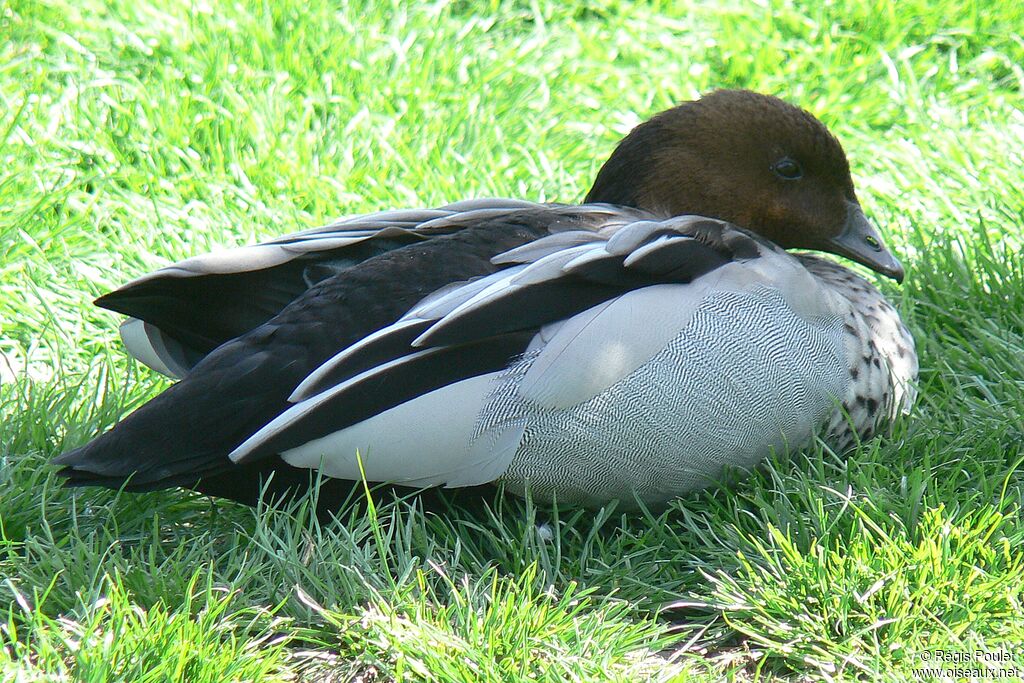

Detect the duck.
xmin=54 ymin=89 xmax=918 ymax=509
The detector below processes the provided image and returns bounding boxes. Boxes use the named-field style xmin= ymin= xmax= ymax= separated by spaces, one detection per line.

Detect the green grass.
xmin=2 ymin=0 xmax=1023 ymax=680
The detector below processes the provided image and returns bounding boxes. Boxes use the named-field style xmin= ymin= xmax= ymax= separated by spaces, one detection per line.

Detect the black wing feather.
xmin=96 ymin=235 xmax=423 ymax=356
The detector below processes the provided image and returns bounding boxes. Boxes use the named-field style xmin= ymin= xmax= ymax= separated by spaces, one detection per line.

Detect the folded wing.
xmin=100 ymin=199 xmax=550 ymax=376
xmin=228 ymin=215 xmax=768 ymax=478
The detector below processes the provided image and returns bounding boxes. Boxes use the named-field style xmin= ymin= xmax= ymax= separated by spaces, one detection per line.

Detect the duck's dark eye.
xmin=772 ymin=158 xmax=803 ymax=180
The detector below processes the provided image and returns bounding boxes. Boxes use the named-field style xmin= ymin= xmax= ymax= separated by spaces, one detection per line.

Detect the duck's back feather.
xmin=98 ymin=229 xmax=423 ymax=372
xmin=98 ymin=199 xmax=560 ymax=377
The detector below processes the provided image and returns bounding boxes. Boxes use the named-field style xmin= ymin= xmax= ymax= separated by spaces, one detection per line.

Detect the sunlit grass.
xmin=2 ymin=0 xmax=1023 ymax=679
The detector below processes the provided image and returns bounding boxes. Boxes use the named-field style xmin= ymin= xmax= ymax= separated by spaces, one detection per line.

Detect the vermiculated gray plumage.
xmin=490 ymin=286 xmax=848 ymax=505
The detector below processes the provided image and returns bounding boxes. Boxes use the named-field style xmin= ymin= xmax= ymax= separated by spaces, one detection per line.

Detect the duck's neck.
xmin=584 ymin=120 xmax=668 ymax=211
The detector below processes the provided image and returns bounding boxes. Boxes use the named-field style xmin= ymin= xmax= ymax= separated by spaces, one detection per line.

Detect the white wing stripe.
xmin=603 ymin=220 xmax=671 ymax=255
xmin=410 ymin=271 xmax=528 ymax=347
xmin=509 ymin=244 xmax=604 ymax=286
xmin=491 ymin=230 xmax=605 ymax=265
xmin=621 ymin=234 xmax=684 ymax=268
xmin=402 ymin=265 xmax=528 ymax=321
xmin=560 ymin=246 xmax=618 ymax=274
xmin=289 ymin=317 xmax=433 ymax=402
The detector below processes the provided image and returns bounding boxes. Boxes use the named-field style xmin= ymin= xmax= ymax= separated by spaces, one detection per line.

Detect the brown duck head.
xmin=585 ymin=89 xmax=904 ymax=282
